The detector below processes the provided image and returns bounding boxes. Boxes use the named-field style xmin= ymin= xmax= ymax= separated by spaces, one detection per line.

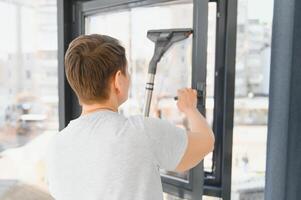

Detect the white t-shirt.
xmin=46 ymin=110 xmax=188 ymax=200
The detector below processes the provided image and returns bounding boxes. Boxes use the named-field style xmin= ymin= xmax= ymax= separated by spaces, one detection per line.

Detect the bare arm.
xmin=174 ymin=88 xmax=215 ymax=172
xmin=186 ymin=108 xmax=215 ymax=152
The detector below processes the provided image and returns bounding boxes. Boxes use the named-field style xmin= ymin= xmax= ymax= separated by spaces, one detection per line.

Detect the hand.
xmin=176 ymin=88 xmax=197 ymax=114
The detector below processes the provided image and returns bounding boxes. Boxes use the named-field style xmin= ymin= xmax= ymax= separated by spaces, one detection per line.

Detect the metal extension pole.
xmin=144 ymin=73 xmax=155 ymax=117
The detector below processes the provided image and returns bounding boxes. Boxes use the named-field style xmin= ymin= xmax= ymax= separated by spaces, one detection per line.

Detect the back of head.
xmin=64 ymin=34 xmax=127 ymax=105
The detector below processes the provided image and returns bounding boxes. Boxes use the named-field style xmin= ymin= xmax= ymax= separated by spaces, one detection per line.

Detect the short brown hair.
xmin=64 ymin=34 xmax=127 ymax=104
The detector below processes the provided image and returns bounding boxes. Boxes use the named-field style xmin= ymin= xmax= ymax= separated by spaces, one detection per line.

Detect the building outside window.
xmin=0 ymin=0 xmax=58 ymax=198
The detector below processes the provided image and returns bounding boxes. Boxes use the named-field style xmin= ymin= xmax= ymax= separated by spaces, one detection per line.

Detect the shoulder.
xmin=125 ymin=115 xmax=145 ymax=129
xmin=125 ymin=115 xmax=168 ymax=130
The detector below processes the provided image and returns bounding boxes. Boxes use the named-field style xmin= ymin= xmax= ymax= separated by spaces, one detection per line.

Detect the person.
xmin=46 ymin=34 xmax=215 ymax=200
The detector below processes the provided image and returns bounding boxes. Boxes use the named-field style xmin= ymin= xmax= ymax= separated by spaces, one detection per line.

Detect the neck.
xmin=81 ymin=100 xmax=119 ymax=116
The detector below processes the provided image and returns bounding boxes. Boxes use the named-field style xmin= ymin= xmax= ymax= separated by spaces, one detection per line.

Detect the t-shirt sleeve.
xmin=140 ymin=116 xmax=188 ymax=171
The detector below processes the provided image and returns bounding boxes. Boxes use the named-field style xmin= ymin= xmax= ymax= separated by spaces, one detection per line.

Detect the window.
xmin=64 ymin=0 xmax=237 ymax=198
xmin=232 ymin=0 xmax=273 ymax=199
xmin=0 ymin=0 xmax=58 ymax=198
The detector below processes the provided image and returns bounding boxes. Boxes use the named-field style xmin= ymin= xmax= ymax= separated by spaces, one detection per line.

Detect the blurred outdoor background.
xmin=0 ymin=0 xmax=273 ymax=199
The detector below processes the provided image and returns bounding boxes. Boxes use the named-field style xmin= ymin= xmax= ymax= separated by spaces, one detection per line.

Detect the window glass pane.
xmin=0 ymin=0 xmax=58 ymax=198
xmin=232 ymin=0 xmax=273 ymax=199
xmin=86 ymin=2 xmax=193 ymax=181
xmin=204 ymin=2 xmax=216 ymax=174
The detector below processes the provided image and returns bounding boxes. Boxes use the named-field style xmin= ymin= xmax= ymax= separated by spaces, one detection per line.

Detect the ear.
xmin=113 ymin=70 xmax=123 ymax=94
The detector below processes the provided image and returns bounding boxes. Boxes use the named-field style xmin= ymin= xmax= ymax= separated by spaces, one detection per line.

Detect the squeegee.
xmin=143 ymin=28 xmax=193 ymax=117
